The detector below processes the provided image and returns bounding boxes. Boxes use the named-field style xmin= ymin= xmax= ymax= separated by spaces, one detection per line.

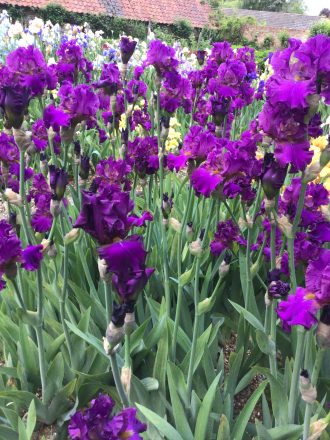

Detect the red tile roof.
xmin=3 ymin=0 xmax=108 ymax=15
xmin=1 ymin=0 xmax=212 ymax=27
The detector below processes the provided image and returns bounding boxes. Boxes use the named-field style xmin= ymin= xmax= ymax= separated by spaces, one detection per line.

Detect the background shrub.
xmin=310 ymin=20 xmax=330 ymax=37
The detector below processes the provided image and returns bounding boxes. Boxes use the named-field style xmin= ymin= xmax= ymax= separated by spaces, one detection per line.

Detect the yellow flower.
xmin=311 ymin=136 xmax=328 ymax=151
xmin=119 ymin=114 xmax=127 ymax=131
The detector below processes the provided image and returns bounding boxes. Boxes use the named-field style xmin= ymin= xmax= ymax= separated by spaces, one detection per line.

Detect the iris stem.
xmin=303 ymin=348 xmax=325 ymax=440
xmin=109 ymin=353 xmax=129 ymax=407
xmin=171 ymin=185 xmax=194 ymax=361
xmin=36 ymin=267 xmax=47 ymax=403
xmin=104 ymin=280 xmax=113 ymax=325
xmin=156 ymin=85 xmax=171 ymax=316
xmin=288 ymin=326 xmax=305 ymax=423
xmin=19 ymin=149 xmax=32 ymax=244
xmin=11 ymin=277 xmax=26 ymax=310
xmin=60 ymin=243 xmax=74 ymax=367
xmin=187 ymin=198 xmax=215 ymax=398
xmin=287 ymin=179 xmax=308 ymax=423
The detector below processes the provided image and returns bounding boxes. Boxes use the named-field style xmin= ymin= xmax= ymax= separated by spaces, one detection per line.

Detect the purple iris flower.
xmin=98 ymin=235 xmax=154 ymax=301
xmin=306 ymin=249 xmax=330 ymax=306
xmin=29 ymin=173 xmax=53 ymax=233
xmin=144 ymin=40 xmax=179 ymax=77
xmin=31 ymin=119 xmax=48 ymax=151
xmin=74 ymin=185 xmax=134 ymax=245
xmin=68 ymin=394 xmax=146 ymax=440
xmin=58 ymin=83 xmax=99 ymax=126
xmin=0 ymin=220 xmax=22 ymax=288
xmin=43 ymin=104 xmax=70 ymax=133
xmin=21 ymin=245 xmax=43 ymax=271
xmin=127 ymin=136 xmax=159 ymax=177
xmin=276 ymin=287 xmax=318 ymax=332
xmin=210 ymin=219 xmax=240 ymax=256
xmin=0 ymin=132 xmax=19 ymax=164
xmin=93 ymin=63 xmax=122 ymax=95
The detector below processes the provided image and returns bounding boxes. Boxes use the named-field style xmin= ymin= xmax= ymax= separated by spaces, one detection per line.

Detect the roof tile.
xmin=0 ymin=1 xmax=322 ymax=30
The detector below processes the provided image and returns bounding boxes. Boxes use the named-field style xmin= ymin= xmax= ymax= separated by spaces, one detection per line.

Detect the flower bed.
xmin=0 ymin=11 xmax=330 ymax=440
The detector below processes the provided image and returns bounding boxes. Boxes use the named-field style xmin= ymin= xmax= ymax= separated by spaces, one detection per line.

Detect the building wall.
xmin=243 ymin=24 xmax=310 ymax=47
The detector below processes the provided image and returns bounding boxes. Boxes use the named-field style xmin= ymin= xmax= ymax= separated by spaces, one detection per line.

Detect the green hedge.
xmin=2 ymin=3 xmax=202 ymax=44
xmin=2 ymin=3 xmax=261 ymax=48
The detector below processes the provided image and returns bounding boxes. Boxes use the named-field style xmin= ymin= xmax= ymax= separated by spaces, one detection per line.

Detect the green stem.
xmin=187 ymin=199 xmax=215 ymax=397
xmin=19 ymin=149 xmax=32 ymax=244
xmin=171 ymin=185 xmax=194 ymax=360
xmin=104 ymin=281 xmax=113 ymax=325
xmin=36 ymin=268 xmax=47 ymax=403
xmin=11 ymin=277 xmax=26 ymax=310
xmin=156 ymin=86 xmax=171 ymax=316
xmin=269 ymin=217 xmax=277 ymax=379
xmin=109 ymin=353 xmax=129 ymax=407
xmin=303 ymin=348 xmax=325 ymax=440
xmin=288 ymin=327 xmax=305 ymax=423
xmin=60 ymin=244 xmax=74 ymax=367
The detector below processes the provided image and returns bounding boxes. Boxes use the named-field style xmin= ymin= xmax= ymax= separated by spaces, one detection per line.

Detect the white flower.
xmin=28 ymin=17 xmax=44 ymax=34
xmin=8 ymin=21 xmax=23 ymax=38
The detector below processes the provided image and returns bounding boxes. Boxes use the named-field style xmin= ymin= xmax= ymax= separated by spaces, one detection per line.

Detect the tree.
xmin=319 ymin=8 xmax=330 ymax=18
xmin=241 ymin=0 xmax=306 ymax=13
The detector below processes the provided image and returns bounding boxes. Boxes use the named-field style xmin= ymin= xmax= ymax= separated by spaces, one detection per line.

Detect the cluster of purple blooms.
xmin=68 ymin=394 xmax=146 ymax=440
xmin=0 ymin=219 xmax=44 ymax=289
xmin=0 ymin=29 xmax=330 ymax=433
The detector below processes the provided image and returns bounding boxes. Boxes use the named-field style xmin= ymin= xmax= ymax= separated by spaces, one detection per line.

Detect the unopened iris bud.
xmin=320 ymin=145 xmax=330 ymax=168
xmin=50 ymin=199 xmax=61 ymax=217
xmin=47 ymin=241 xmax=57 ymax=258
xmin=169 ymin=217 xmax=182 ymax=233
xmin=308 ymin=415 xmax=330 ymax=440
xmin=49 ymin=166 xmax=68 ymax=201
xmin=186 ymin=222 xmax=194 ymax=242
xmin=124 ymin=301 xmax=136 ymax=335
xmin=162 ymin=193 xmax=173 ymax=219
xmin=161 ymin=116 xmax=170 ymax=141
xmin=41 ymin=238 xmax=51 ymax=253
xmin=121 ymin=128 xmax=128 ymax=146
xmin=13 ymin=128 xmax=32 ymax=151
xmin=316 ymin=306 xmax=330 ymax=349
xmin=74 ymin=140 xmax=81 ymax=158
xmin=3 ymin=88 xmax=30 ymax=129
xmin=64 ymin=228 xmax=80 ymax=245
xmin=120 ymin=36 xmax=137 ymax=65
xmin=4 ymin=188 xmax=22 ymax=207
xmin=121 ymin=366 xmax=132 ymax=395
xmin=104 ymin=303 xmax=126 ymax=354
xmin=299 ymin=369 xmax=317 ymax=403
xmin=219 ymin=259 xmax=230 ymax=277
xmin=261 ymin=153 xmax=287 ymax=201
xmin=40 ymin=153 xmax=48 ymax=176
xmin=79 ymin=154 xmax=90 ymax=181
xmin=276 ymin=215 xmax=293 ymax=238
xmin=196 ymin=49 xmax=207 ymax=66
xmin=98 ymin=258 xmax=111 ymax=282
xmin=189 ymin=238 xmax=203 ymax=257
xmin=60 ymin=125 xmax=75 ymax=145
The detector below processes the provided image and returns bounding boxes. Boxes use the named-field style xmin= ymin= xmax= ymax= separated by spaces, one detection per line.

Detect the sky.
xmin=305 ymin=0 xmax=329 ymax=16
